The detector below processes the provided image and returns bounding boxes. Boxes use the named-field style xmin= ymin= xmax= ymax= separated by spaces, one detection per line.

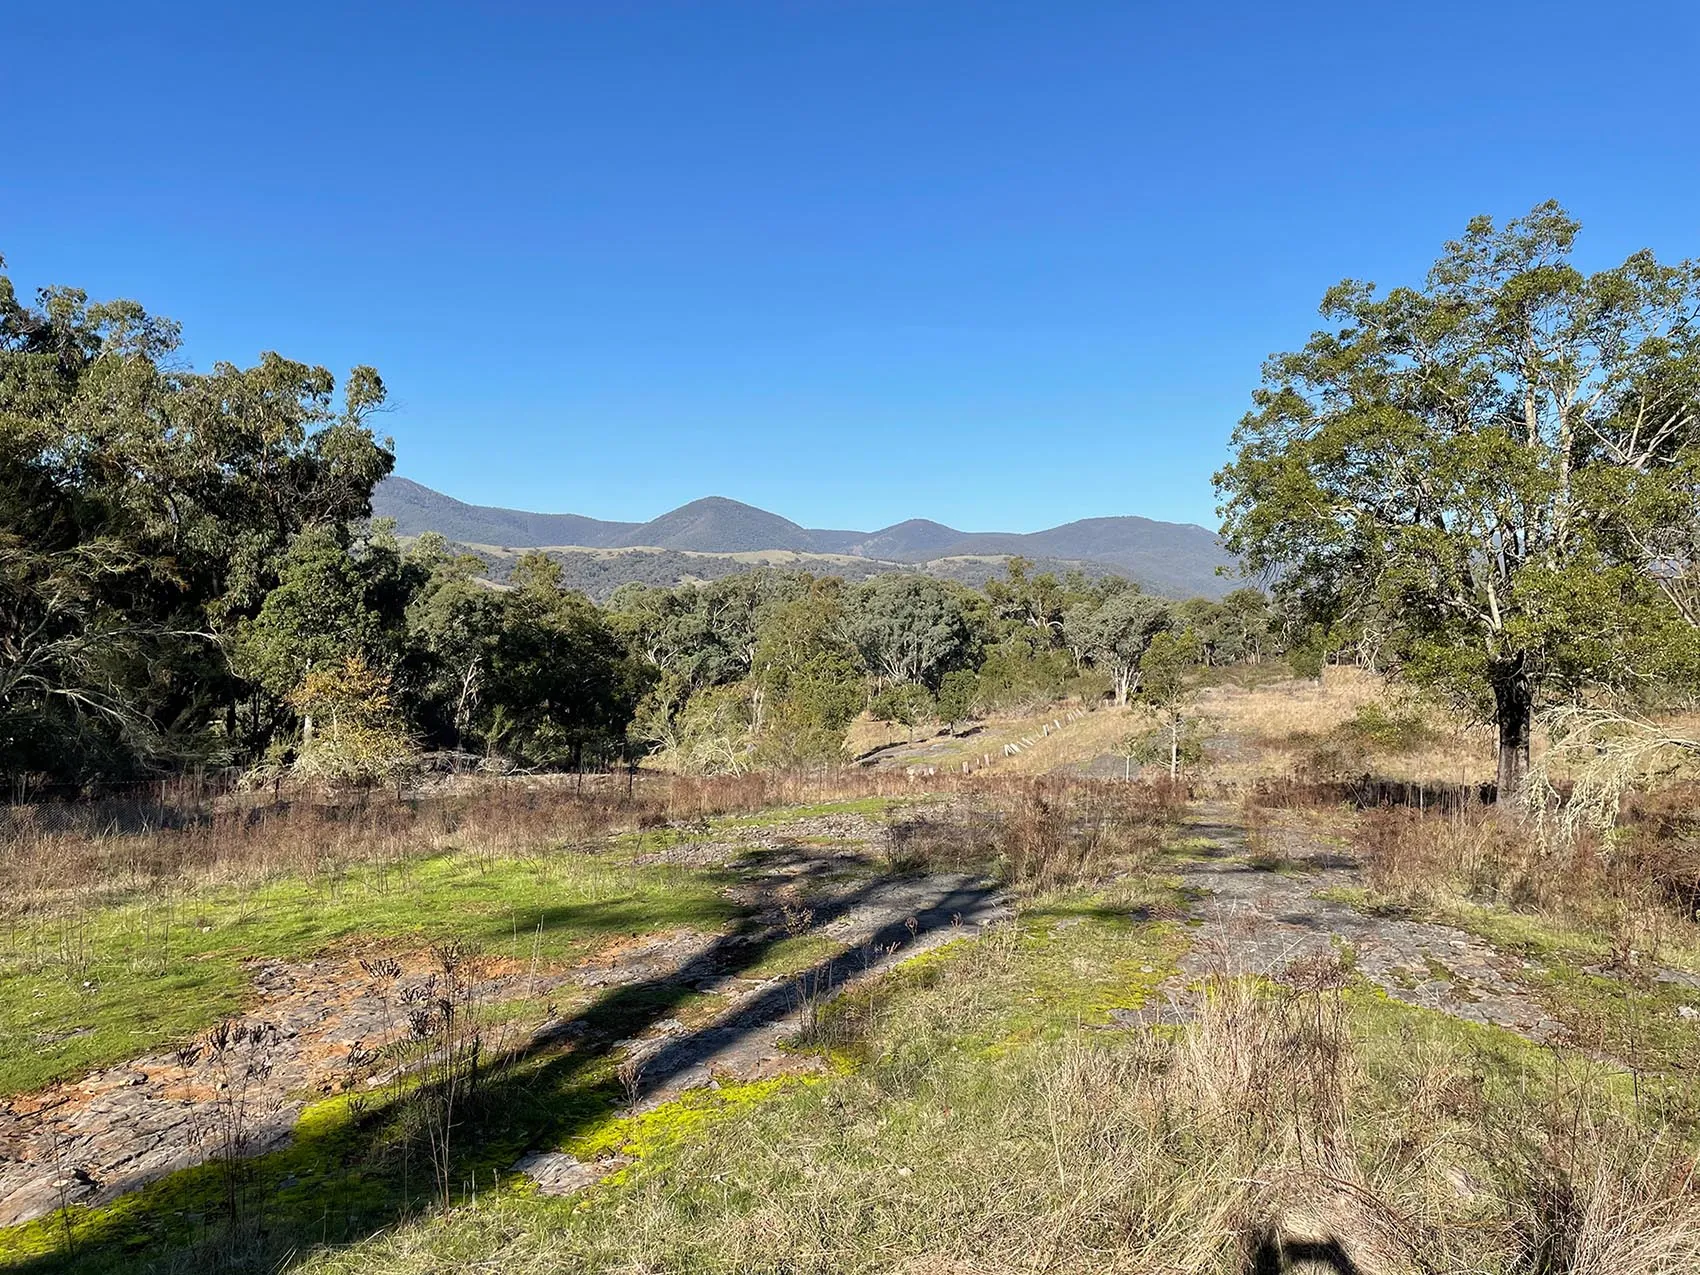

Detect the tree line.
xmin=19 ymin=200 xmax=1678 ymax=803
xmin=0 ymin=253 xmax=1284 ymax=790
xmin=610 ymin=562 xmax=1274 ymax=773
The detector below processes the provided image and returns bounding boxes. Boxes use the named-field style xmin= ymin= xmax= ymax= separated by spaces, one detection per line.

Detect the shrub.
xmin=935 ymin=669 xmax=979 ymax=733
xmin=287 ymin=657 xmax=417 ymax=789
xmin=1334 ymin=703 xmax=1438 ymax=755
xmin=868 ymin=682 xmax=935 ymax=742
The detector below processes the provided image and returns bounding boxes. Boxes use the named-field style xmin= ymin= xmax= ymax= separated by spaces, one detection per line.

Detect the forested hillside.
xmin=0 ymin=257 xmax=1274 ymax=790
xmin=372 ymin=479 xmax=1237 ymax=598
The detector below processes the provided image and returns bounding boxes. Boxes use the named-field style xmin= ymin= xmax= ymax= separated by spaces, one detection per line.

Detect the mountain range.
xmin=372 ymin=477 xmax=1239 ymax=599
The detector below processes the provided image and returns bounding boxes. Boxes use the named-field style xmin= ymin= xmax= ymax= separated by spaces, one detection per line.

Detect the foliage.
xmin=868 ymin=682 xmax=935 ymax=742
xmin=0 ymin=257 xmax=393 ymax=783
xmin=934 ymin=668 xmax=979 ymax=732
xmin=1217 ymin=202 xmax=1700 ymax=796
xmin=750 ymin=586 xmax=864 ymax=767
xmin=1063 ymin=586 xmax=1170 ymax=705
xmin=974 ymin=640 xmax=1075 ymax=712
xmin=845 ymin=574 xmax=977 ymax=689
xmin=483 ymin=554 xmax=646 ymax=769
xmin=1334 ymin=703 xmax=1438 ymax=755
xmin=1174 ymin=587 xmax=1270 ymax=665
xmin=287 ymin=656 xmax=417 ymax=788
xmin=0 ymin=257 xmax=1295 ymax=789
xmin=237 ymin=526 xmax=407 ymax=707
xmin=1132 ymin=629 xmax=1205 ymax=778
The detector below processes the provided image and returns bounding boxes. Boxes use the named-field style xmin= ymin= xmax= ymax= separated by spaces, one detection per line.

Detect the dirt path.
xmin=1131 ymin=804 xmax=1560 ymax=1038
xmin=0 ymin=813 xmax=1009 ymax=1227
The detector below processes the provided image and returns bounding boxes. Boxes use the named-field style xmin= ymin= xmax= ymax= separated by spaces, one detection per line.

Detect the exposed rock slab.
xmin=1147 ymin=806 xmax=1559 ymax=1040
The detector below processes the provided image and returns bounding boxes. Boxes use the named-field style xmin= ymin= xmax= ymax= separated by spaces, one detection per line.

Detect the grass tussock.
xmin=300 ymin=953 xmax=1700 ymax=1275
xmin=884 ymin=776 xmax=1184 ymax=894
xmin=1357 ymin=805 xmax=1700 ymax=968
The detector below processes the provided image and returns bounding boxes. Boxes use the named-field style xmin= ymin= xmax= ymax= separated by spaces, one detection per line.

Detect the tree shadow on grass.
xmin=10 ymin=857 xmax=1004 ymax=1273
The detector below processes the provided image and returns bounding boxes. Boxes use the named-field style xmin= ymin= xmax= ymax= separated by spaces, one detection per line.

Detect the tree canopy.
xmin=1217 ymin=203 xmax=1700 ymax=796
xmin=0 ymin=257 xmax=394 ymax=781
xmin=1 ymin=254 xmax=1298 ymax=789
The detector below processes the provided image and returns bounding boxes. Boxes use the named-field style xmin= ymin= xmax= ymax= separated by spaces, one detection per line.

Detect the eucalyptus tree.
xmin=985 ymin=557 xmax=1071 ymax=646
xmin=751 ymin=582 xmax=863 ymax=766
xmin=486 ymin=553 xmax=646 ymax=768
xmin=404 ymin=536 xmax=507 ymax=749
xmin=1217 ymin=203 xmax=1700 ymax=797
xmin=846 ymin=574 xmax=976 ymax=689
xmin=1062 ymin=587 xmax=1170 ymax=705
xmin=0 ymin=256 xmax=392 ymax=780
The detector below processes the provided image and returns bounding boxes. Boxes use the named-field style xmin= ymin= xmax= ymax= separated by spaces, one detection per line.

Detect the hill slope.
xmin=610 ymin=497 xmax=827 ymax=554
xmin=375 ymin=477 xmax=637 ymax=547
xmin=372 ymin=477 xmax=1238 ymax=598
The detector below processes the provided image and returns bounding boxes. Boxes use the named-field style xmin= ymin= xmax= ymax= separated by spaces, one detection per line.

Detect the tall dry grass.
xmin=0 ymin=769 xmax=939 ymax=922
xmin=884 ymin=775 xmax=1184 ymax=894
xmin=303 ymin=953 xmax=1700 ymax=1275
xmin=0 ymin=767 xmax=1187 ymax=926
xmin=1357 ymin=805 xmax=1700 ymax=964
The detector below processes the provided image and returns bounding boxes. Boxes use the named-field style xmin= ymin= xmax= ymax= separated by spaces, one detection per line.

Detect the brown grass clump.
xmin=884 ymin=776 xmax=1183 ymax=893
xmin=1351 ymin=804 xmax=1700 ymax=985
xmin=304 ymin=958 xmax=1700 ymax=1275
xmin=0 ymin=768 xmax=939 ymax=922
xmin=1363 ymin=807 xmax=1649 ymax=921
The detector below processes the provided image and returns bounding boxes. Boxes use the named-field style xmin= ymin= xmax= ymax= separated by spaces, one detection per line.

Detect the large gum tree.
xmin=1216 ymin=203 xmax=1700 ymax=799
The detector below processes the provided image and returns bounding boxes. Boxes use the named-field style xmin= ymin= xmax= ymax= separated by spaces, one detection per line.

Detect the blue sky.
xmin=7 ymin=2 xmax=1698 ymax=532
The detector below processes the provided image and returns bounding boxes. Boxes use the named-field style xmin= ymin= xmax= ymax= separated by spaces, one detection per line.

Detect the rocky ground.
xmin=1124 ymin=804 xmax=1560 ymax=1037
xmin=0 ymin=811 xmax=1009 ymax=1226
xmin=4 ymin=796 xmax=1695 ymax=1234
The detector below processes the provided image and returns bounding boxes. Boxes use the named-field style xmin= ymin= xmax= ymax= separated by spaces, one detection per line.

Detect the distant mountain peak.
xmin=608 ymin=495 xmax=812 ymax=552
xmin=371 ymin=477 xmax=1237 ymax=597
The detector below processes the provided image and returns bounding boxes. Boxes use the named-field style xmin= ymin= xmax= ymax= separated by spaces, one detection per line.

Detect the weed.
xmin=174 ymin=1017 xmax=284 ymax=1254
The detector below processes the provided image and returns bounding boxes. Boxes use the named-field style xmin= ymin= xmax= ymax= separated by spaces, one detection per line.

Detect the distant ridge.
xmin=375 ymin=477 xmax=638 ymax=548
xmin=372 ymin=477 xmax=1239 ymax=599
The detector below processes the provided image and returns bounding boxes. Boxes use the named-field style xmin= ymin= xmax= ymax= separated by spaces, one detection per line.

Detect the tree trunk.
xmin=1491 ymin=658 xmax=1533 ymax=805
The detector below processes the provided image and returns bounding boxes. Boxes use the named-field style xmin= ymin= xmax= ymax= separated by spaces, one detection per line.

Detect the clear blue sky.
xmin=8 ymin=2 xmax=1697 ymax=532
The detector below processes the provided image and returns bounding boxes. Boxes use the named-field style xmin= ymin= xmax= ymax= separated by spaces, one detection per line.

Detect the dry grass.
xmin=1198 ymin=666 xmax=1495 ymax=787
xmin=992 ymin=702 xmax=1142 ymax=775
xmin=0 ymin=769 xmax=940 ymax=921
xmin=1356 ymin=803 xmax=1700 ymax=969
xmin=923 ymin=667 xmax=1496 ymax=788
xmin=301 ymin=955 xmax=1700 ymax=1275
xmin=884 ymin=775 xmax=1183 ymax=893
xmin=846 ymin=699 xmax=1112 ymax=776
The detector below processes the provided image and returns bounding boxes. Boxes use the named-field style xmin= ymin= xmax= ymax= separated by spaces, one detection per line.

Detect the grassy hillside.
xmin=376 ymin=479 xmax=1241 ymax=598
xmin=448 ymin=542 xmax=1135 ymax=600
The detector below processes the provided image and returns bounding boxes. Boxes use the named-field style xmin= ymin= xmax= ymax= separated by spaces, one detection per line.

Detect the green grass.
xmin=739 ymin=932 xmax=851 ymax=979
xmin=15 ymin=850 xmax=1697 ymax=1275
xmin=23 ymin=792 xmax=1695 ymax=1275
xmin=1318 ymin=885 xmax=1700 ymax=1088
xmin=715 ymin=795 xmax=911 ymax=828
xmin=2 ymin=861 xmax=1185 ymax=1274
xmin=285 ymin=892 xmax=1195 ymax=1275
xmin=284 ymin=912 xmax=1700 ymax=1275
xmin=0 ymin=846 xmax=735 ymax=1095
